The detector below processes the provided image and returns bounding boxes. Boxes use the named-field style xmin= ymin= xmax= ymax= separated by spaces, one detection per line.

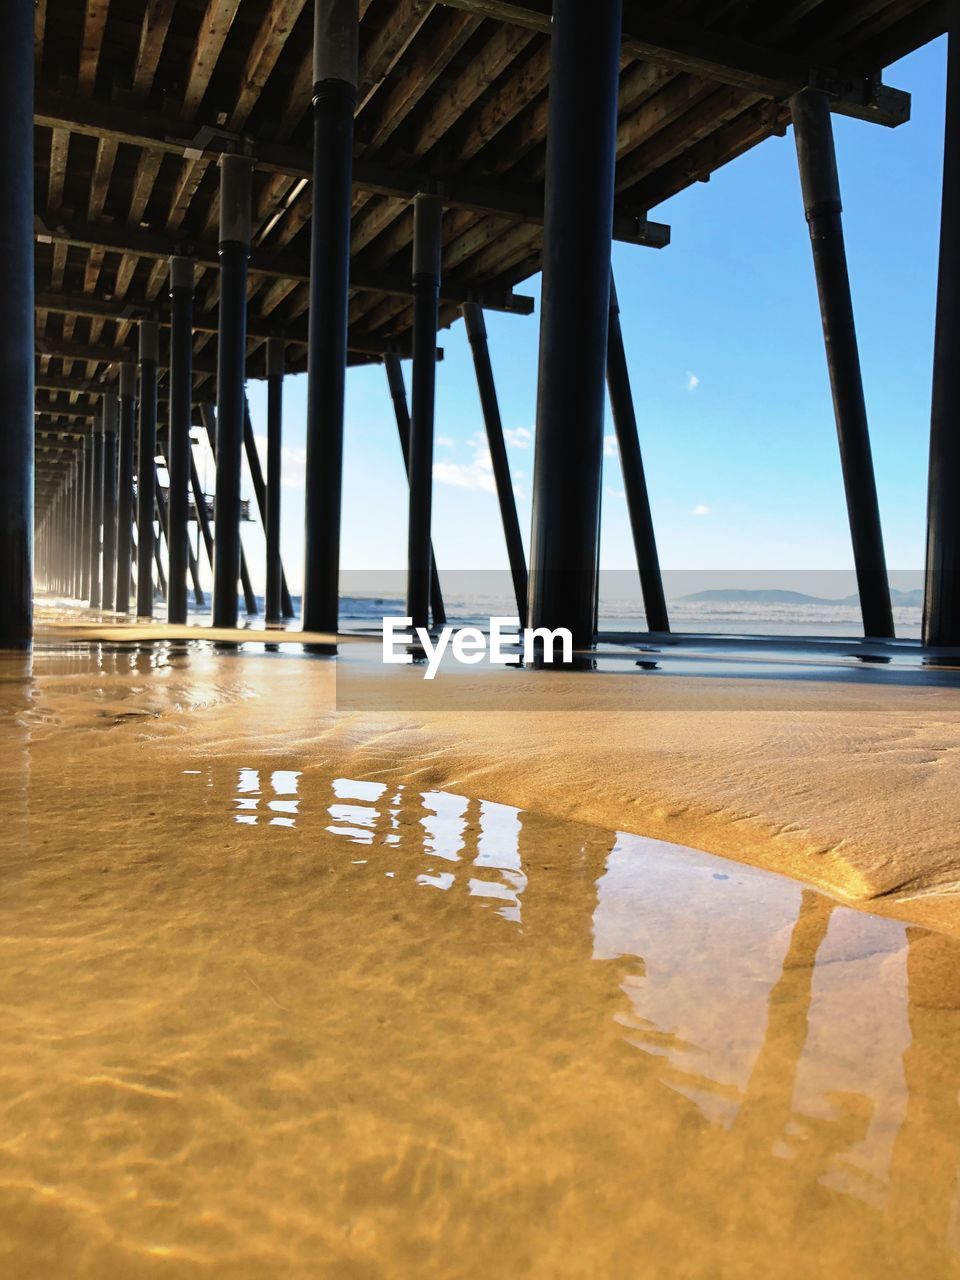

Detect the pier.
xmin=5 ymin=0 xmax=957 ymax=653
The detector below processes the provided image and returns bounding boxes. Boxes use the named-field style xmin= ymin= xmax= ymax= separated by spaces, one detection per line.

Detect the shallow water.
xmin=2 ymin=647 xmax=960 ymax=1277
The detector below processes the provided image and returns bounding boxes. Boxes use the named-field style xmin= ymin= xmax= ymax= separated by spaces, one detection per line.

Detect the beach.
xmin=19 ymin=615 xmax=960 ymax=929
xmin=3 ymin=627 xmax=960 ymax=1276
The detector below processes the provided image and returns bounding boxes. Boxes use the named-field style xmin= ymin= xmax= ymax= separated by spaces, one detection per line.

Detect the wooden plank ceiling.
xmin=33 ymin=0 xmax=941 ymax=484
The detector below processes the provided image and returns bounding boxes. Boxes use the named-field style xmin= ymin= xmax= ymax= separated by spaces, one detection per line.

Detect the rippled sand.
xmin=3 ymin=641 xmax=960 ymax=1277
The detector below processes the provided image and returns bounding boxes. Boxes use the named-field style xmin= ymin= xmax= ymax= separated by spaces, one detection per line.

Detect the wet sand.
xmin=3 ymin=633 xmax=960 ymax=1275
xmin=33 ymin=614 xmax=960 ymax=926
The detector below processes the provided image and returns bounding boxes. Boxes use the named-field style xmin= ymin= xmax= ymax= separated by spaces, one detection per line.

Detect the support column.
xmin=101 ymin=392 xmax=118 ymax=612
xmin=152 ymin=487 xmax=168 ymax=600
xmin=606 ymin=276 xmax=670 ymax=634
xmin=202 ymin=402 xmax=257 ymax=616
xmin=213 ymin=154 xmax=253 ymax=629
xmin=190 ymin=450 xmax=215 ymax=573
xmin=406 ymin=192 xmax=443 ymax=633
xmin=243 ymin=396 xmax=294 ymax=617
xmin=168 ymin=256 xmax=194 ymax=624
xmin=923 ymin=8 xmax=960 ymax=647
xmin=266 ymin=336 xmax=284 ymax=625
xmin=160 ymin=442 xmax=205 ymax=608
xmin=0 ymin=0 xmax=33 ymax=646
xmin=384 ymin=354 xmax=445 ymax=625
xmin=462 ymin=303 xmax=527 ymax=622
xmin=88 ymin=405 xmax=104 ymax=609
xmin=72 ymin=454 xmax=84 ymax=599
xmin=116 ymin=361 xmax=137 ymax=613
xmin=791 ymin=88 xmax=894 ymax=640
xmin=528 ymin=0 xmax=622 ymax=652
xmin=155 ymin=467 xmax=171 ymax=591
xmin=81 ymin=433 xmax=93 ymax=604
xmin=302 ymin=0 xmax=358 ymax=635
xmin=136 ymin=320 xmax=159 ymax=617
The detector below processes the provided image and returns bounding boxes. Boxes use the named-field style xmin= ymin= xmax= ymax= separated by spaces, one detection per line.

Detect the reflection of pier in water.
xmin=195 ymin=763 xmax=960 ymax=1262
xmin=5 ymin=682 xmax=960 ymax=1274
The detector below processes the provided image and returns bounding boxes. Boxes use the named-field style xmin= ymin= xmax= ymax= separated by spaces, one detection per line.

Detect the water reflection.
xmin=220 ymin=769 xmax=530 ymax=923
xmin=188 ymin=769 xmax=960 ymax=1254
xmin=4 ymin=738 xmax=960 ymax=1274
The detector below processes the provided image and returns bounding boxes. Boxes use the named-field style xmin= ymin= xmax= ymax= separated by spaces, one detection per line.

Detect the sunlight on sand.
xmin=3 ymin=640 xmax=960 ymax=1275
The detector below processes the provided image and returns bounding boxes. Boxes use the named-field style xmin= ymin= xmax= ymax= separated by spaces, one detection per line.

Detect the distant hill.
xmin=678 ymin=588 xmax=924 ymax=607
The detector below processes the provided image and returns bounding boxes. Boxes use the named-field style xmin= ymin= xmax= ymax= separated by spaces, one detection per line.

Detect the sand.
xmin=3 ymin=630 xmax=960 ymax=1275
xmin=29 ymin=616 xmax=960 ymax=932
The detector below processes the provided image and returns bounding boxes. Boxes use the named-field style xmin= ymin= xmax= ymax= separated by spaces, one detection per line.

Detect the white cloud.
xmin=503 ymin=426 xmax=533 ymax=449
xmin=252 ymin=433 xmax=306 ymax=489
xmin=433 ymin=434 xmax=496 ymax=494
xmin=436 ymin=434 xmax=455 ymax=448
xmin=685 ymin=371 xmax=700 ymax=392
xmin=603 ymin=434 xmax=619 ymax=458
xmin=605 ymin=487 xmax=625 ymax=499
xmin=692 ymin=503 xmax=711 ymax=517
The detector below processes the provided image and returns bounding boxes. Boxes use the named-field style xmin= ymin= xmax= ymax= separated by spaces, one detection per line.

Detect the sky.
xmin=223 ymin=37 xmax=948 ymax=597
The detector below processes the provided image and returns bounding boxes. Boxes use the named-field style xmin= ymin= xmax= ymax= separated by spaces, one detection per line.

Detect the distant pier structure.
xmin=6 ymin=0 xmax=960 ymax=650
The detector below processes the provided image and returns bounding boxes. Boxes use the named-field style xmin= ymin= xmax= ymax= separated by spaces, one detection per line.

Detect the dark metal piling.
xmin=0 ymin=0 xmax=33 ymax=646
xmin=406 ymin=192 xmax=443 ymax=634
xmin=606 ymin=275 xmax=670 ymax=634
xmin=923 ymin=6 xmax=960 ymax=647
xmin=101 ymin=392 xmax=118 ymax=612
xmin=242 ymin=394 xmax=294 ymax=618
xmin=791 ymin=88 xmax=894 ymax=640
xmin=167 ymin=256 xmax=194 ymax=624
xmin=88 ymin=405 xmax=105 ymax=608
xmin=462 ymin=302 xmax=528 ymax=622
xmin=527 ymin=0 xmax=622 ymax=652
xmin=136 ymin=319 xmax=159 ymax=618
xmin=115 ymin=361 xmax=137 ymax=613
xmin=202 ymin=403 xmax=257 ymax=616
xmin=264 ymin=337 xmax=286 ymax=624
xmin=213 ymin=154 xmax=253 ymax=629
xmin=81 ymin=433 xmax=94 ymax=604
xmin=302 ymin=0 xmax=358 ymax=637
xmin=384 ymin=353 xmax=445 ymax=626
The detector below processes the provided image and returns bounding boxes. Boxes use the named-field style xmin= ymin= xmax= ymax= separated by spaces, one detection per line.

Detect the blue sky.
xmin=233 ymin=37 xmax=947 ymax=595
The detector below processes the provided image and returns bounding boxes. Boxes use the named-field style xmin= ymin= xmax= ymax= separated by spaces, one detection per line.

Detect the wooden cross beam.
xmin=35 ymin=215 xmax=537 ymax=315
xmin=33 ymin=92 xmax=670 ymax=249
xmin=433 ymin=0 xmax=911 ymax=127
xmin=33 ymin=294 xmax=442 ymax=364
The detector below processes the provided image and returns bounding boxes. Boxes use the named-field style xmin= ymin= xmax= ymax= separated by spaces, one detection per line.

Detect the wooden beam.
xmin=35 ymin=0 xmax=47 ymax=69
xmin=33 ymin=291 xmax=441 ymax=361
xmin=36 ymin=336 xmax=218 ymax=375
xmin=35 ymin=217 xmax=538 ymax=312
xmin=79 ymin=0 xmax=111 ymax=95
xmin=453 ymin=40 xmax=550 ymax=163
xmin=433 ymin=0 xmax=911 ymax=125
xmin=47 ymin=128 xmax=69 ymax=212
xmin=358 ymin=0 xmax=431 ymax=110
xmin=37 ymin=371 xmax=171 ymax=397
xmin=628 ymin=99 xmax=788 ymax=211
xmin=409 ymin=20 xmax=535 ymax=157
xmin=182 ymin=0 xmax=242 ymax=117
xmin=35 ymin=393 xmax=97 ymax=417
xmin=360 ymin=9 xmax=480 ymax=152
xmin=132 ymin=0 xmax=177 ymax=97
xmin=87 ymin=136 xmax=118 ymax=222
xmin=616 ymin=84 xmax=761 ymax=194
xmin=229 ymin=0 xmax=309 ymax=130
xmin=34 ymin=92 xmax=668 ymax=246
